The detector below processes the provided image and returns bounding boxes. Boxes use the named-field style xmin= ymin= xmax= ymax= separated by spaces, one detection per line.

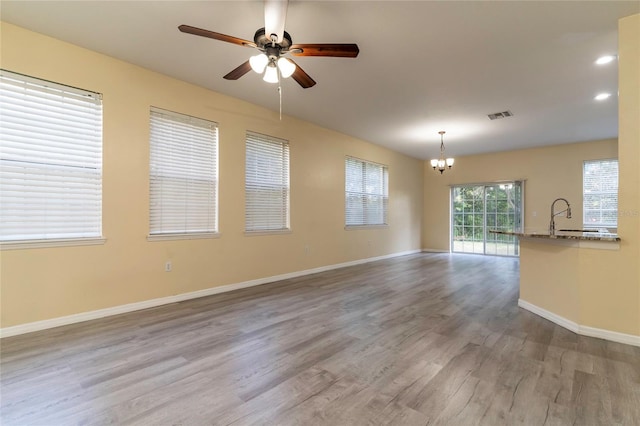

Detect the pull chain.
xmin=278 ymin=68 xmax=283 ymax=121
xmin=278 ymin=83 xmax=282 ymax=121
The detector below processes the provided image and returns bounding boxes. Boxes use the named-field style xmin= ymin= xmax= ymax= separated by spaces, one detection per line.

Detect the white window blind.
xmin=245 ymin=131 xmax=290 ymax=232
xmin=583 ymin=159 xmax=618 ymax=228
xmin=0 ymin=70 xmax=103 ymax=242
xmin=149 ymin=107 xmax=218 ymax=236
xmin=345 ymin=157 xmax=389 ymax=226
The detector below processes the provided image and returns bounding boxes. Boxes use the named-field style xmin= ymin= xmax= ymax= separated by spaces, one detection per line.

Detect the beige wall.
xmin=616 ymin=14 xmax=639 ymax=336
xmin=0 ymin=23 xmax=424 ymax=328
xmin=422 ymin=139 xmax=618 ymax=251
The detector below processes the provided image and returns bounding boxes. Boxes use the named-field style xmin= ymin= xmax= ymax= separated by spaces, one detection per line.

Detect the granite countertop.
xmin=490 ymin=229 xmax=621 ymax=242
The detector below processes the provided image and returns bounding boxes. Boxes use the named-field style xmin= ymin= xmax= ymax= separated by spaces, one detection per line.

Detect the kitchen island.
xmin=490 ymin=229 xmax=631 ymax=343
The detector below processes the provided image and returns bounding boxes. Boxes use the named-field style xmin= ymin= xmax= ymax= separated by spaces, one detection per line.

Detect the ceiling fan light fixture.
xmin=178 ymin=0 xmax=357 ymax=89
xmin=250 ymin=54 xmax=269 ymax=73
xmin=263 ymin=64 xmax=279 ymax=83
xmin=277 ymin=57 xmax=296 ymax=78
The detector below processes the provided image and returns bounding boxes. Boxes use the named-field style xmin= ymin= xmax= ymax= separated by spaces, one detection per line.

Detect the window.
xmin=583 ymin=159 xmax=618 ymax=228
xmin=149 ymin=107 xmax=218 ymax=238
xmin=245 ymin=131 xmax=290 ymax=232
xmin=345 ymin=157 xmax=388 ymax=227
xmin=0 ymin=70 xmax=103 ymax=245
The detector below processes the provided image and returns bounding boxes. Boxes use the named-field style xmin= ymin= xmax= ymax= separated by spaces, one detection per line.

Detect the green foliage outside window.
xmin=452 ymin=182 xmax=522 ymax=256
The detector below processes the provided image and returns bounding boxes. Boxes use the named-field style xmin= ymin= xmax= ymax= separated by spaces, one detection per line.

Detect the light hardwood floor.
xmin=1 ymin=253 xmax=639 ymax=425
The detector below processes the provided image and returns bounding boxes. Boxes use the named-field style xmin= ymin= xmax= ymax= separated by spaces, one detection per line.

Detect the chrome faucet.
xmin=550 ymin=198 xmax=572 ymax=235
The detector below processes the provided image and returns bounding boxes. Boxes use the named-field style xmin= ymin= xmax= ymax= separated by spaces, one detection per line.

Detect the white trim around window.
xmin=583 ymin=159 xmax=618 ymax=228
xmin=245 ymin=131 xmax=290 ymax=233
xmin=0 ymin=69 xmax=104 ymax=247
xmin=148 ymin=107 xmax=219 ymax=240
xmin=345 ymin=156 xmax=389 ymax=227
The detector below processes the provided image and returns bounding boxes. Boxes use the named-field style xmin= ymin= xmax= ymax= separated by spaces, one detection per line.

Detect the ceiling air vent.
xmin=487 ymin=110 xmax=513 ymax=120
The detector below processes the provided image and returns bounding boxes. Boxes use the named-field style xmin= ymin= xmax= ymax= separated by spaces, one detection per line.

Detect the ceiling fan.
xmin=178 ymin=0 xmax=359 ymax=88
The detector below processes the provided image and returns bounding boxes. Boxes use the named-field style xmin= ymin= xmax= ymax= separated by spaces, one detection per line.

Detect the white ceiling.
xmin=1 ymin=1 xmax=637 ymax=159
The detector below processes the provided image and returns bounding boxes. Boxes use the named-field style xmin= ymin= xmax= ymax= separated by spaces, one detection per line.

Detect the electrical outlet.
xmin=304 ymin=245 xmax=310 ymax=254
xmin=532 ymin=211 xmax=537 ymax=217
xmin=165 ymin=261 xmax=172 ymax=272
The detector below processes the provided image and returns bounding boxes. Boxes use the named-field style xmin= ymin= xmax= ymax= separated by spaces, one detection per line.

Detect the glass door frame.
xmin=450 ymin=180 xmax=525 ymax=257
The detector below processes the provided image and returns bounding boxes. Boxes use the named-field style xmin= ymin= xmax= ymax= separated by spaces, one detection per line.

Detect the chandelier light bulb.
xmin=249 ymin=54 xmax=269 ymax=73
xmin=446 ymin=158 xmax=455 ymax=167
xmin=277 ymin=57 xmax=296 ymax=78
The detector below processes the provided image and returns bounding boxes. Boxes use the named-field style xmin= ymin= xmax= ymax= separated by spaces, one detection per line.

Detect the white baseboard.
xmin=0 ymin=249 xmax=421 ymax=338
xmin=518 ymin=299 xmax=640 ymax=347
xmin=421 ymin=248 xmax=450 ymax=253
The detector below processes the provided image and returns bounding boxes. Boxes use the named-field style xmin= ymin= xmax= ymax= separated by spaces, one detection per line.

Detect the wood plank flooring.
xmin=1 ymin=253 xmax=639 ymax=425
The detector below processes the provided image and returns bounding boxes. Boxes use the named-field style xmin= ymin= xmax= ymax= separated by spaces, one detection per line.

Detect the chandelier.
xmin=430 ymin=131 xmax=454 ymax=174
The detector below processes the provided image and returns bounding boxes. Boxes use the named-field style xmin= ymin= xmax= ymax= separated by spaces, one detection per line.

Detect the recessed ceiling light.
xmin=595 ymin=55 xmax=616 ymax=65
xmin=594 ymin=93 xmax=612 ymax=101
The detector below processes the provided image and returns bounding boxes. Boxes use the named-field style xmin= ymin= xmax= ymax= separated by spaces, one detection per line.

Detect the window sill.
xmin=345 ymin=224 xmax=389 ymax=230
xmin=0 ymin=237 xmax=106 ymax=251
xmin=147 ymin=232 xmax=220 ymax=242
xmin=244 ymin=229 xmax=292 ymax=237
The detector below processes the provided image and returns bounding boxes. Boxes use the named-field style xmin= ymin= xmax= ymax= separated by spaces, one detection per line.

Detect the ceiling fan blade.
xmin=289 ymin=60 xmax=316 ymax=88
xmin=264 ymin=0 xmax=288 ymax=43
xmin=178 ymin=25 xmax=256 ymax=48
xmin=223 ymin=61 xmax=253 ymax=80
xmin=290 ymin=43 xmax=360 ymax=58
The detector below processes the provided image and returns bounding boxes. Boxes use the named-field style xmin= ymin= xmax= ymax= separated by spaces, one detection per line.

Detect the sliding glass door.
xmin=451 ymin=182 xmax=523 ymax=256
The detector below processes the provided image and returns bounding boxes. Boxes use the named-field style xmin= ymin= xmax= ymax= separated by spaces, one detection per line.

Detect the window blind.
xmin=149 ymin=107 xmax=218 ymax=236
xmin=583 ymin=159 xmax=618 ymax=227
xmin=245 ymin=131 xmax=290 ymax=232
xmin=0 ymin=70 xmax=103 ymax=242
xmin=345 ymin=157 xmax=388 ymax=226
